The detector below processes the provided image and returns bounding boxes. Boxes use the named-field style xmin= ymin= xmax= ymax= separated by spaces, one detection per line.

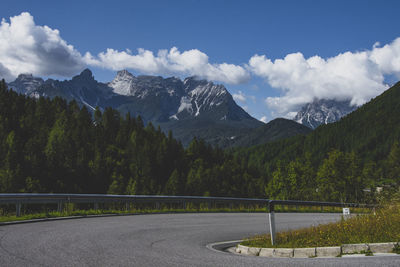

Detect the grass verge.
xmin=0 ymin=206 xmax=266 ymax=223
xmin=241 ymin=204 xmax=400 ymax=248
xmin=0 ymin=204 xmax=370 ymax=224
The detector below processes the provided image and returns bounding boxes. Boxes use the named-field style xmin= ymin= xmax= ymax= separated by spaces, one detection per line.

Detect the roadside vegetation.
xmin=241 ymin=198 xmax=400 ymax=248
xmin=0 ymin=203 xmax=268 ymax=223
xmin=0 ymin=202 xmax=371 ymax=223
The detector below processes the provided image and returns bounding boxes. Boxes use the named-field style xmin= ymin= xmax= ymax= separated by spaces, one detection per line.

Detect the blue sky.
xmin=1 ymin=0 xmax=400 ymax=121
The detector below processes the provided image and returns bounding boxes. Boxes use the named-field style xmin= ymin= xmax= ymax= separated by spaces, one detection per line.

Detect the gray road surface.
xmin=0 ymin=213 xmax=399 ymax=266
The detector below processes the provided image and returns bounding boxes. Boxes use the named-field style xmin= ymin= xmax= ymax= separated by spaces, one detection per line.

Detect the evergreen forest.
xmin=1 ymin=79 xmax=400 ymax=203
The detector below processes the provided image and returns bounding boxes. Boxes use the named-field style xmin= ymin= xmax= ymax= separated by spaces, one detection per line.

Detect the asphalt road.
xmin=0 ymin=212 xmax=399 ymax=266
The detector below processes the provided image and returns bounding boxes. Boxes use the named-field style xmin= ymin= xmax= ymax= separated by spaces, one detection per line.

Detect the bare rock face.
xmin=294 ymin=99 xmax=358 ymax=129
xmin=8 ymin=74 xmax=44 ymax=96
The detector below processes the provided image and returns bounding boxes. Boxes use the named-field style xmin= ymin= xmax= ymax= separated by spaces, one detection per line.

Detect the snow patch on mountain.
xmin=177 ymin=96 xmax=193 ymax=114
xmin=169 ymin=114 xmax=179 ymax=120
xmin=79 ymin=96 xmax=96 ymax=111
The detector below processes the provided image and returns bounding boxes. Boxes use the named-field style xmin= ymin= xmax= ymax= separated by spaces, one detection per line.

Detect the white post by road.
xmin=343 ymin=207 xmax=350 ymax=217
xmin=269 ymin=211 xmax=276 ymax=245
xmin=268 ymin=201 xmax=276 ymax=245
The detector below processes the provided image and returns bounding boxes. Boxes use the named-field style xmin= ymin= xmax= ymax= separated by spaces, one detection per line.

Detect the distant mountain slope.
xmin=294 ymin=99 xmax=358 ymax=129
xmin=242 ymin=81 xmax=400 ymax=166
xmin=215 ymin=118 xmax=312 ymax=148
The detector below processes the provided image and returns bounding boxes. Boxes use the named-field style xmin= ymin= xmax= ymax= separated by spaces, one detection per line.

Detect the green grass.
xmin=241 ymin=204 xmax=400 ymax=248
xmin=0 ymin=203 xmax=370 ymax=224
xmin=271 ymin=205 xmax=370 ymax=214
xmin=0 ymin=209 xmax=119 ymax=223
xmin=0 ymin=205 xmax=267 ymax=223
xmin=365 ymin=248 xmax=374 ymax=256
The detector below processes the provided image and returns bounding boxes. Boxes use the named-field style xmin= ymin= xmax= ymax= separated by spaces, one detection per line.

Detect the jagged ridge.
xmin=294 ymin=99 xmax=358 ymax=129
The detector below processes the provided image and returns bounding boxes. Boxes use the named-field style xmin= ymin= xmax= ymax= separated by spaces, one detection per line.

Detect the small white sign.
xmin=343 ymin=207 xmax=350 ymax=215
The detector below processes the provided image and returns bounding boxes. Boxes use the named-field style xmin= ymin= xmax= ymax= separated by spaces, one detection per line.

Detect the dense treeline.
xmin=233 ymin=81 xmax=400 ymax=202
xmin=0 ymin=80 xmax=263 ymax=197
xmin=1 ymin=79 xmax=399 ymax=202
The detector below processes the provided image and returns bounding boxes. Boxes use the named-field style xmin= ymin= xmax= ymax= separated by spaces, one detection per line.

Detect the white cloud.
xmin=248 ymin=38 xmax=400 ymax=117
xmin=259 ymin=116 xmax=268 ymax=123
xmin=232 ymin=90 xmax=257 ymax=107
xmin=0 ymin=12 xmax=249 ymax=85
xmin=0 ymin=12 xmax=85 ymax=81
xmin=232 ymin=90 xmax=247 ymax=102
xmin=85 ymin=47 xmax=250 ymax=84
xmin=370 ymin=38 xmax=400 ymax=75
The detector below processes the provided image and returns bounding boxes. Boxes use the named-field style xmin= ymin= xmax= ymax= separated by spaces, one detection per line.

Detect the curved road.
xmin=0 ymin=213 xmax=399 ymax=266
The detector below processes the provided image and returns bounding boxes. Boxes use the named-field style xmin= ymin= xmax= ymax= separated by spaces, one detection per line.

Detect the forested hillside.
xmin=1 ymin=79 xmax=399 ymax=202
xmin=234 ymin=81 xmax=400 ymax=202
xmin=0 ymin=80 xmax=263 ymax=197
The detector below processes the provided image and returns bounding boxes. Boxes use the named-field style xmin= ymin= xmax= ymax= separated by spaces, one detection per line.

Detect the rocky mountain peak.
xmin=183 ymin=76 xmax=209 ymax=90
xmin=109 ymin=70 xmax=136 ymax=96
xmin=72 ymin=68 xmax=95 ymax=82
xmin=116 ymin=69 xmax=134 ymax=79
xmin=16 ymin=73 xmax=34 ymax=80
xmin=8 ymin=73 xmax=44 ymax=95
xmin=294 ymin=98 xmax=357 ymax=129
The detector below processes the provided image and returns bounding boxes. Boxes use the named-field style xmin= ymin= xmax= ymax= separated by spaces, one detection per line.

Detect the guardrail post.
xmin=268 ymin=201 xmax=276 ymax=245
xmin=94 ymin=202 xmax=99 ymax=210
xmin=125 ymin=202 xmax=129 ymax=211
xmin=16 ymin=202 xmax=22 ymax=217
xmin=156 ymin=202 xmax=160 ymax=210
xmin=183 ymin=201 xmax=186 ymax=210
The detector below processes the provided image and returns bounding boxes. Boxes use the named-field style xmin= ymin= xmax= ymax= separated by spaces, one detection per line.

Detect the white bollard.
xmin=269 ymin=211 xmax=276 ymax=245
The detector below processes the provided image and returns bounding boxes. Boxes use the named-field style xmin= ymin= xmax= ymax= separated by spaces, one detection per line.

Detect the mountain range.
xmin=6 ymin=69 xmax=312 ymax=147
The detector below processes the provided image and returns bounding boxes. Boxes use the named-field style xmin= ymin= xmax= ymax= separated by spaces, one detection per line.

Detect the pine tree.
xmin=165 ymin=169 xmax=180 ymax=195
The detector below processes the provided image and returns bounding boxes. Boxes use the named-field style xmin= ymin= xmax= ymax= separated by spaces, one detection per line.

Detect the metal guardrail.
xmin=0 ymin=193 xmax=267 ymax=217
xmin=0 ymin=194 xmax=374 ymax=245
